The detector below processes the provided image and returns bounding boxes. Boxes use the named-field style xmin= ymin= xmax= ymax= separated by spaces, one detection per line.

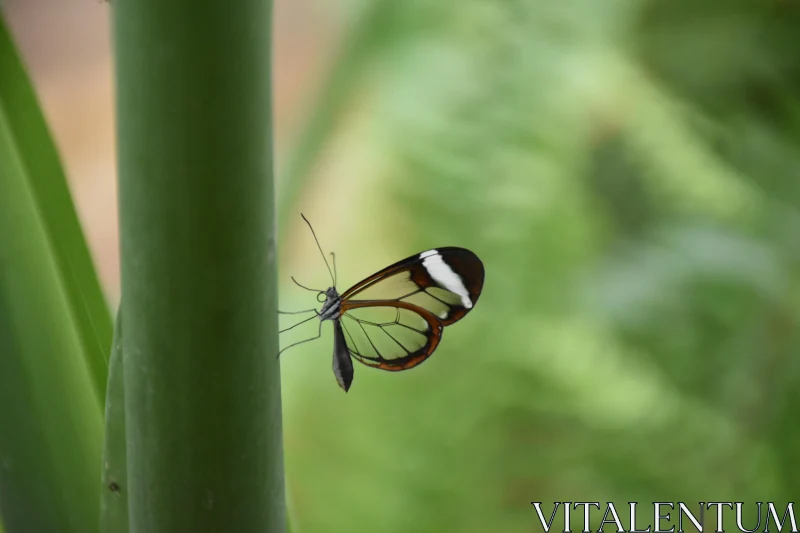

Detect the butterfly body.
xmin=280 ymin=216 xmax=484 ymax=393
xmin=331 ymin=319 xmax=354 ymax=392
xmin=314 ymin=287 xmax=354 ymax=391
xmin=318 ymin=287 xmax=342 ymax=321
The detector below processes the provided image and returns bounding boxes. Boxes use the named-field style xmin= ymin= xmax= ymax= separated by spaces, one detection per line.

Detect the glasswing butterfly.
xmin=279 ymin=215 xmax=485 ymax=392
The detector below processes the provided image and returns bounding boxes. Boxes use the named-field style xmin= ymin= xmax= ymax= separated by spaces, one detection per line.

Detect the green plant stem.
xmin=113 ymin=1 xmax=284 ymax=532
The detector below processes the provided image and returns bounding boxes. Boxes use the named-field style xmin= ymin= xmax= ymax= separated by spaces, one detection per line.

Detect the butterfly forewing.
xmin=341 ymin=247 xmax=485 ymax=326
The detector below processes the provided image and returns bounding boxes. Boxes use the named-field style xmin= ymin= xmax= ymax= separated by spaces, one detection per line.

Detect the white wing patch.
xmin=420 ymin=250 xmax=473 ymax=308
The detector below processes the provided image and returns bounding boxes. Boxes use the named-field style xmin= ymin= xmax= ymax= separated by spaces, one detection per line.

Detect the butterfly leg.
xmin=276 ymin=319 xmax=323 ymax=359
xmin=278 ymin=308 xmax=319 ymax=315
xmin=279 ymin=313 xmax=319 ymax=334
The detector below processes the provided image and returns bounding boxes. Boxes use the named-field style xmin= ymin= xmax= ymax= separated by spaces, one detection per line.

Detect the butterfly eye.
xmin=317 ymin=292 xmax=327 ymax=303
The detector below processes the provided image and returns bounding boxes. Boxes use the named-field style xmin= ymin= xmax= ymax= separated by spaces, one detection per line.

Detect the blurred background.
xmin=5 ymin=0 xmax=800 ymax=531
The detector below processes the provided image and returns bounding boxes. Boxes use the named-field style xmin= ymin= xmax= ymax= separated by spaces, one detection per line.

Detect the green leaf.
xmin=100 ymin=307 xmax=128 ymax=533
xmin=0 ymin=14 xmax=109 ymax=533
xmin=0 ymin=17 xmax=112 ymax=407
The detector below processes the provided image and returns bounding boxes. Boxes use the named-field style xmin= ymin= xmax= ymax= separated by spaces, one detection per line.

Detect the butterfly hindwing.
xmin=339 ymin=301 xmax=443 ymax=371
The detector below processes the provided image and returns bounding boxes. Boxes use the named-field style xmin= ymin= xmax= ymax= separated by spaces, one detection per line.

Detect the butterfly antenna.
xmin=291 ymin=277 xmax=324 ymax=293
xmin=301 ymin=213 xmax=335 ymax=287
xmin=330 ymin=252 xmax=337 ymax=287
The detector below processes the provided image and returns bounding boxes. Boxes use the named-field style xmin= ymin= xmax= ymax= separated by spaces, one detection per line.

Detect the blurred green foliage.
xmin=279 ymin=0 xmax=800 ymax=531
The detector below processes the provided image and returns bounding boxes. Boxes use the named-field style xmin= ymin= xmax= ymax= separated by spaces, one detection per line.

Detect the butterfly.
xmin=279 ymin=215 xmax=485 ymax=392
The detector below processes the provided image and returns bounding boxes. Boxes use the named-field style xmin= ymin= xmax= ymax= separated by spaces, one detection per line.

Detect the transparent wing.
xmin=340 ymin=247 xmax=484 ymax=326
xmin=339 ymin=301 xmax=443 ymax=371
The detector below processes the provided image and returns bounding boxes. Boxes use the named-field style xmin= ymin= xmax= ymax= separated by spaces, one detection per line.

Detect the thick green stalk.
xmin=113 ymin=1 xmax=283 ymax=532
